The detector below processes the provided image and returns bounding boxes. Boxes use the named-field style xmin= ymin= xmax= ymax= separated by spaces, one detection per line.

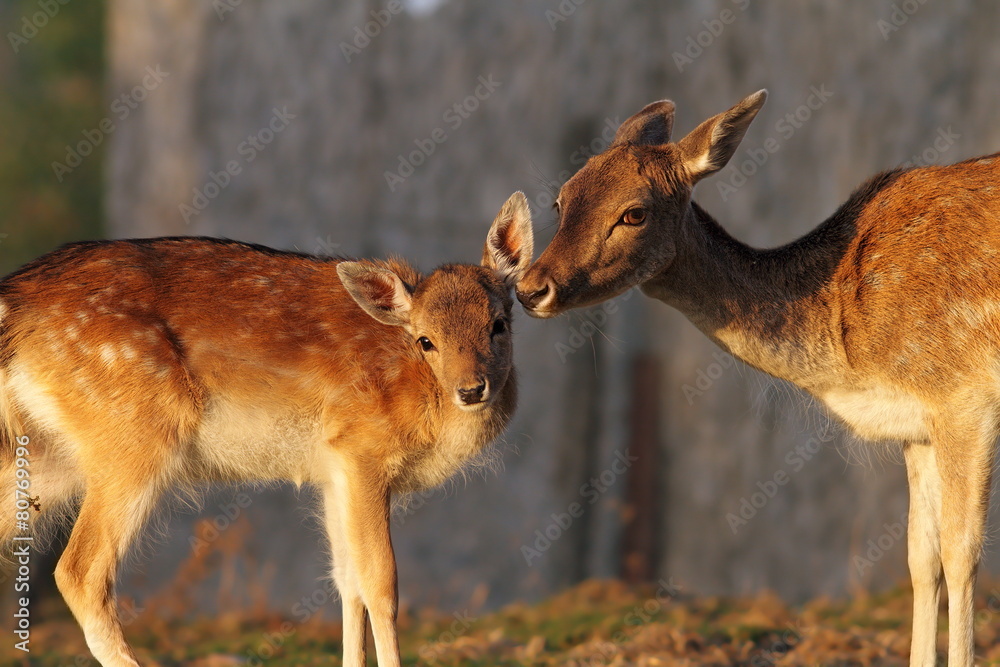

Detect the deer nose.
xmin=456 ymin=378 xmax=489 ymax=405
xmin=516 ymin=280 xmax=553 ymax=310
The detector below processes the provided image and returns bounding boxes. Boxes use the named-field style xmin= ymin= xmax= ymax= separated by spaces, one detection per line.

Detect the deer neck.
xmin=643 ymin=201 xmax=846 ymax=388
xmin=390 ymin=367 xmax=516 ymax=492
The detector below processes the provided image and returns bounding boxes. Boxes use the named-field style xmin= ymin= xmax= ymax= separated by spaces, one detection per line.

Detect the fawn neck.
xmin=643 ymin=201 xmax=848 ymax=388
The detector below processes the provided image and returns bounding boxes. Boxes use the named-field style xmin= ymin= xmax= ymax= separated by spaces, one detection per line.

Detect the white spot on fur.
xmin=99 ymin=343 xmax=118 ymax=366
xmin=132 ymin=329 xmax=158 ymax=344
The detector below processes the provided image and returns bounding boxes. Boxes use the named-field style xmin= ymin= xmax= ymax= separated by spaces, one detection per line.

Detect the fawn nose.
xmin=516 ymin=280 xmax=554 ymax=311
xmin=456 ymin=378 xmax=489 ymax=406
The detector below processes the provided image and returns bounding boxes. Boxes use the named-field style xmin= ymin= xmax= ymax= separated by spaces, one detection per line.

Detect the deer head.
xmin=338 ymin=191 xmax=533 ymax=410
xmin=517 ymin=90 xmax=768 ymax=317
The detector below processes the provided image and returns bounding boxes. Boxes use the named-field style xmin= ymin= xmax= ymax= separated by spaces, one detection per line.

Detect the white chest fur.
xmin=390 ymin=409 xmax=499 ymax=492
xmin=821 ymin=384 xmax=930 ymax=443
xmin=191 ymin=397 xmax=323 ymax=484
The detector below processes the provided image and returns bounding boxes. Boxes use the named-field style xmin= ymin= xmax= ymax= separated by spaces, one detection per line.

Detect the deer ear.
xmin=483 ymin=191 xmax=534 ymax=287
xmin=337 ymin=262 xmax=412 ymax=327
xmin=677 ymin=89 xmax=767 ymax=183
xmin=612 ymin=100 xmax=676 ymax=146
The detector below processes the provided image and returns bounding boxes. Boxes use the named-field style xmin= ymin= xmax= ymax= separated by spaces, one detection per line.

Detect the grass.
xmin=6 ymin=576 xmax=1000 ymax=666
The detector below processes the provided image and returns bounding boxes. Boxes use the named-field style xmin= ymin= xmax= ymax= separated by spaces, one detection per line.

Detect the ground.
xmin=7 ymin=579 xmax=1000 ymax=666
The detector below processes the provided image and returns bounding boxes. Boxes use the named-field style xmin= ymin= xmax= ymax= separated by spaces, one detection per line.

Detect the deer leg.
xmin=903 ymin=441 xmax=943 ymax=667
xmin=323 ymin=483 xmax=368 ymax=667
xmin=55 ymin=478 xmax=161 ymax=667
xmin=332 ymin=455 xmax=400 ymax=667
xmin=934 ymin=418 xmax=994 ymax=667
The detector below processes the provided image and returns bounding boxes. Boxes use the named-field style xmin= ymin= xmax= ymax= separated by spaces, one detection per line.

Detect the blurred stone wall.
xmin=105 ymin=0 xmax=1000 ymax=613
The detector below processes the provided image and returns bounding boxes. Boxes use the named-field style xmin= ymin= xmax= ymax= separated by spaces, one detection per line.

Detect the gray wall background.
xmin=102 ymin=0 xmax=1000 ymax=614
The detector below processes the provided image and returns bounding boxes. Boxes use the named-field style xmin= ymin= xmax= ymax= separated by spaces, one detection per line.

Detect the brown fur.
xmin=518 ymin=91 xmax=1000 ymax=667
xmin=0 ymin=192 xmax=534 ymax=667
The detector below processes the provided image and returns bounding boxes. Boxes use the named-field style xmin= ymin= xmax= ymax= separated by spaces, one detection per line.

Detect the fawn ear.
xmin=677 ymin=89 xmax=767 ymax=183
xmin=483 ymin=191 xmax=534 ymax=287
xmin=337 ymin=262 xmax=413 ymax=327
xmin=612 ymin=100 xmax=676 ymax=146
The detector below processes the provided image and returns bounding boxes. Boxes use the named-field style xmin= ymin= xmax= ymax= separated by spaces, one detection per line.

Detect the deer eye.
xmin=621 ymin=208 xmax=646 ymax=225
xmin=417 ymin=336 xmax=436 ymax=352
xmin=491 ymin=318 xmax=508 ymax=336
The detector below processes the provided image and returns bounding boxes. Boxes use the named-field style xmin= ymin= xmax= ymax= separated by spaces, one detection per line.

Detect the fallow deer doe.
xmin=517 ymin=90 xmax=1000 ymax=667
xmin=0 ymin=191 xmax=534 ymax=667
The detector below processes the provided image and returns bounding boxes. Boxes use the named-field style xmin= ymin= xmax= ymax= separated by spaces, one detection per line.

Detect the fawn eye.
xmin=417 ymin=336 xmax=435 ymax=352
xmin=621 ymin=208 xmax=646 ymax=225
xmin=491 ymin=318 xmax=507 ymax=336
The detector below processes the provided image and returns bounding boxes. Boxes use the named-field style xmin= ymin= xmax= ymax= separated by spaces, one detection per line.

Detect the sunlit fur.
xmin=520 ymin=91 xmax=1000 ymax=667
xmin=0 ymin=192 xmax=534 ymax=667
